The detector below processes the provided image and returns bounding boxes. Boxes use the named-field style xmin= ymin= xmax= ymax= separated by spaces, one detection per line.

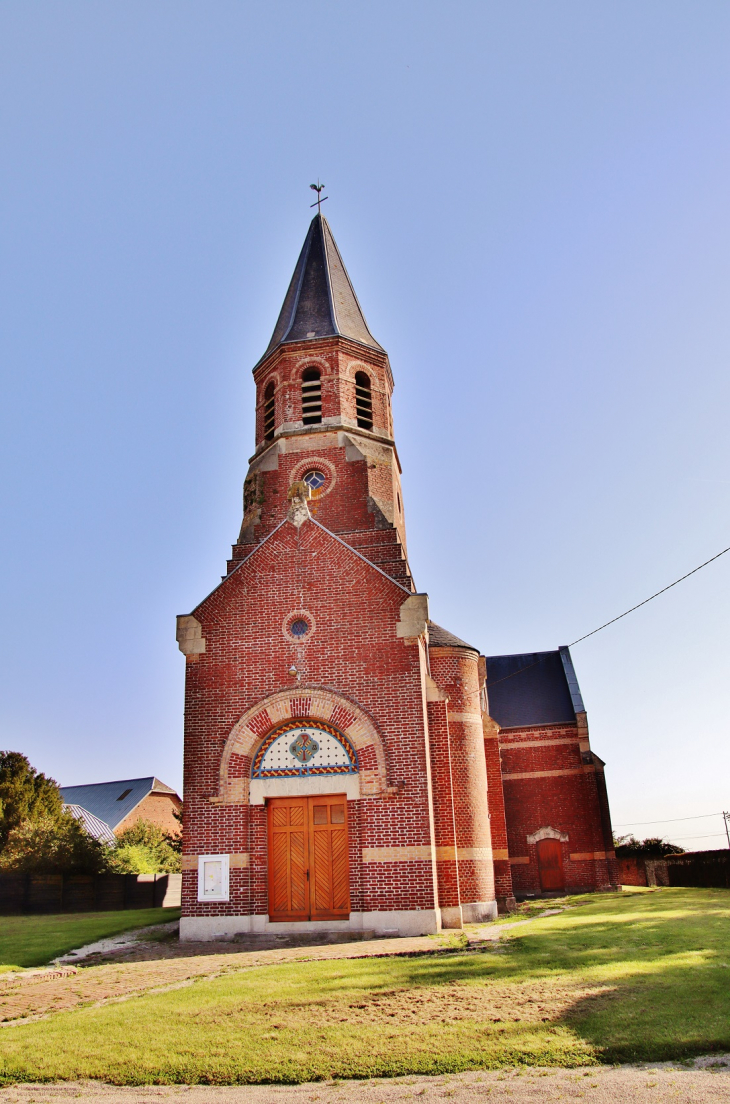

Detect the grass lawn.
xmin=0 ymin=888 xmax=728 ymax=1084
xmin=0 ymin=909 xmax=181 ymax=970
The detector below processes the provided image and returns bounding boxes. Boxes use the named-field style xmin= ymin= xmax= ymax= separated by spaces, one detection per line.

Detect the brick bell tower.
xmin=230 ymin=214 xmax=409 ymax=579
xmin=177 ymin=214 xmax=503 ymax=940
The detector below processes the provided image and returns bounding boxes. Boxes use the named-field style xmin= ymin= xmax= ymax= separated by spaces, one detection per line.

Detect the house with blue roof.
xmin=60 ymin=777 xmax=181 ymax=843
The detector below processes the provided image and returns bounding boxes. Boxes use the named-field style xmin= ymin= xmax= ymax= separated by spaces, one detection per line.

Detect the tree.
xmin=0 ymin=751 xmax=113 ymax=874
xmin=165 ymin=805 xmax=183 ymax=856
xmin=613 ymin=834 xmax=684 ymax=856
xmin=0 ymin=751 xmax=64 ymax=850
xmin=0 ymin=810 xmax=110 ymax=874
xmin=108 ymin=820 xmax=181 ymax=874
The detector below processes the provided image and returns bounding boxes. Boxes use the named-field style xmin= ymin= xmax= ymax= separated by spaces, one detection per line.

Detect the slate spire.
xmin=261 ymin=214 xmax=383 ymax=362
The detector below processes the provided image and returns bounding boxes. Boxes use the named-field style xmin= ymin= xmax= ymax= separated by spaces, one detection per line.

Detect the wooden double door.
xmin=267 ymin=795 xmax=350 ymax=922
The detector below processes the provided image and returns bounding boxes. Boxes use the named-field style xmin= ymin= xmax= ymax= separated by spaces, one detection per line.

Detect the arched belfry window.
xmin=355 ymin=372 xmax=373 ymax=430
xmin=301 ymin=367 xmax=322 ymax=425
xmin=263 ymin=381 xmax=276 ymax=441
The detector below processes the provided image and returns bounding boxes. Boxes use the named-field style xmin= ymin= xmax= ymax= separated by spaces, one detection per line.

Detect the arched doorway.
xmin=268 ymin=794 xmax=350 ymax=921
xmin=536 ymin=837 xmax=565 ymax=893
xmin=255 ymin=720 xmax=356 ymax=922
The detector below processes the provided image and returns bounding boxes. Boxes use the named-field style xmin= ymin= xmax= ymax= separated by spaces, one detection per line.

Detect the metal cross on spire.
xmin=309 ymin=180 xmax=328 ymax=215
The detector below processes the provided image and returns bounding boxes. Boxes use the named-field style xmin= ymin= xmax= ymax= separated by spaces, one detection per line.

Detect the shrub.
xmin=108 ymin=820 xmax=181 ymax=874
xmin=0 ymin=810 xmax=111 ymax=874
xmin=0 ymin=752 xmax=112 ymax=874
xmin=614 ymin=834 xmax=685 ymax=857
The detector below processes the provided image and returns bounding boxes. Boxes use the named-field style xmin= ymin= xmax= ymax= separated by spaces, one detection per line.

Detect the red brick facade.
xmin=499 ymin=724 xmax=617 ymax=896
xmin=178 ymin=215 xmax=617 ymax=940
xmin=115 ymin=791 xmax=182 ymax=837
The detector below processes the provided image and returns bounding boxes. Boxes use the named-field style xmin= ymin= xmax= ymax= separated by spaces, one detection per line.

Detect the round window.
xmin=303 ymin=470 xmax=326 ymax=494
xmin=283 ymin=609 xmax=315 ymax=642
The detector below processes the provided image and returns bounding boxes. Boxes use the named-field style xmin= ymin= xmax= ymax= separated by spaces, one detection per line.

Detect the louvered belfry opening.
xmin=301 ymin=367 xmax=322 ymax=425
xmin=263 ymin=381 xmax=276 ymax=441
xmin=355 ymin=371 xmax=373 ymax=430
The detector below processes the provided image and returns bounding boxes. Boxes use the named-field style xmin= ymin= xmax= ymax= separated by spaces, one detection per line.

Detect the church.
xmin=177 ymin=213 xmax=618 ymax=940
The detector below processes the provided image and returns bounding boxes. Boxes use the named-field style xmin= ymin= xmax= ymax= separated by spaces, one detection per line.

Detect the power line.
xmin=568 ymin=545 xmax=730 ymax=647
xmin=484 ymin=544 xmax=730 ymax=692
xmin=613 ymin=813 xmax=722 ymax=827
xmin=662 ymin=832 xmax=727 ymax=841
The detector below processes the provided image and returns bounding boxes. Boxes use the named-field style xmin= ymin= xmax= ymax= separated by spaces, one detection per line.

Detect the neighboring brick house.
xmin=60 ymin=777 xmax=182 ymax=841
xmin=177 ymin=214 xmax=618 ymax=941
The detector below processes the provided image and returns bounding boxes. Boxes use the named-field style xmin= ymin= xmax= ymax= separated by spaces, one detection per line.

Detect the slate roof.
xmin=59 ymin=777 xmax=178 ymax=833
xmin=259 ymin=214 xmax=383 ymax=364
xmin=428 ymin=621 xmax=479 ymax=651
xmin=64 ymin=804 xmax=116 ymax=846
xmin=485 ymin=646 xmax=584 ymax=729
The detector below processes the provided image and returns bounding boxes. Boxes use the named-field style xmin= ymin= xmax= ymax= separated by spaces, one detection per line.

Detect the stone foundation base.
xmin=180 ymin=908 xmax=442 ymax=942
xmin=440 ymin=905 xmax=463 ymax=929
xmin=497 ymin=896 xmax=518 ymax=914
xmin=461 ymin=900 xmax=498 ymax=923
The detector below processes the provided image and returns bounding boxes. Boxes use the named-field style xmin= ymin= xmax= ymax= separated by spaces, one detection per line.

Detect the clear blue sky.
xmin=1 ymin=2 xmax=728 ymax=850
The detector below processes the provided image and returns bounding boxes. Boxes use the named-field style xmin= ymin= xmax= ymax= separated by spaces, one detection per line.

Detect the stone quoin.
xmin=177 ymin=214 xmax=618 ymax=940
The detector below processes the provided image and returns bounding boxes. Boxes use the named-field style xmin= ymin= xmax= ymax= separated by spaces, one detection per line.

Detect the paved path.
xmin=0 ymin=909 xmax=576 ymax=1027
xmin=0 ymin=933 xmax=459 ymax=1025
xmin=1 ymin=1064 xmax=729 ymax=1104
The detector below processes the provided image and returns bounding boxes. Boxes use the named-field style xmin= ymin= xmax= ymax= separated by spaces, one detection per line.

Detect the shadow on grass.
xmin=497 ymin=888 xmax=730 ymax=1064
xmin=0 ymin=889 xmax=727 ymax=1082
xmin=349 ymin=887 xmax=730 ymax=1065
xmin=562 ymin=959 xmax=730 ymax=1064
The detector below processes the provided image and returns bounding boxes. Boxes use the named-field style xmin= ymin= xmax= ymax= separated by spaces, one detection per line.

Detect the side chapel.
xmin=177 ymin=214 xmax=618 ymax=940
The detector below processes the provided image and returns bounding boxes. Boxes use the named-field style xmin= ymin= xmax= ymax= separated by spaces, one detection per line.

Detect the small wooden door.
xmin=267 ymin=795 xmax=350 ymax=922
xmin=536 ymin=838 xmax=565 ymax=893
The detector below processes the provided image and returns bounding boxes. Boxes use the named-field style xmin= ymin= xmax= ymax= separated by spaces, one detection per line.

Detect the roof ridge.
xmin=279 ymin=219 xmax=317 ymax=346
xmin=309 ymin=518 xmax=414 ymax=595
xmin=61 ymin=776 xmax=155 ymax=790
xmin=485 ymin=648 xmax=559 ymax=661
xmin=320 ymin=216 xmax=339 ymax=335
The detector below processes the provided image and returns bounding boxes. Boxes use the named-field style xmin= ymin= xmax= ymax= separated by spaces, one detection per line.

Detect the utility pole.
xmin=724 ymin=811 xmax=730 ymax=849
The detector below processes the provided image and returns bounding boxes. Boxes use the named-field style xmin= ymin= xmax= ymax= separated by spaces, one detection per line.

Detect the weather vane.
xmin=310 ymin=180 xmax=328 ymax=215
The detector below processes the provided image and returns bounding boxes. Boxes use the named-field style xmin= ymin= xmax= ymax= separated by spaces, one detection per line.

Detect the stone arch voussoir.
xmin=527 ymin=826 xmax=569 ymax=845
xmin=219 ymin=687 xmax=388 ymax=805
